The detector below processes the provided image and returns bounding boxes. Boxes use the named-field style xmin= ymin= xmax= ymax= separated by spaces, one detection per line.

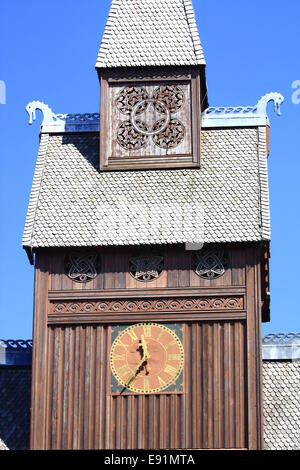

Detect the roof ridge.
xmin=182 ymin=0 xmax=206 ymax=65
xmin=258 ymin=126 xmax=271 ymax=240
xmin=22 ymin=133 xmax=49 ymax=255
xmin=95 ymin=0 xmax=121 ymax=68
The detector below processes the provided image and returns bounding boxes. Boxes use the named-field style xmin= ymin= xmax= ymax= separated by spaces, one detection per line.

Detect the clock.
xmin=110 ymin=323 xmax=184 ymax=395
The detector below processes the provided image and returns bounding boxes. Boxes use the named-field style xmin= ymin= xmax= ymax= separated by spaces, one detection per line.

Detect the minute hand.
xmin=126 ymin=356 xmax=149 ymax=387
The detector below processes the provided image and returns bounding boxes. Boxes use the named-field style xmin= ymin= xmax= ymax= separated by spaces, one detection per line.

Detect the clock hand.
xmin=121 ymin=336 xmax=151 ymax=392
xmin=141 ymin=335 xmax=151 ymax=373
xmin=141 ymin=335 xmax=150 ymax=360
xmin=125 ymin=356 xmax=148 ymax=387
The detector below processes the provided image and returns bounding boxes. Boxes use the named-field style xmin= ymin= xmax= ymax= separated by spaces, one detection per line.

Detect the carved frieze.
xmin=50 ymin=296 xmax=244 ymax=315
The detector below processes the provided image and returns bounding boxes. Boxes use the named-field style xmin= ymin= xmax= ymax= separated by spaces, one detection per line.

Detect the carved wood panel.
xmin=111 ymin=82 xmax=192 ymax=159
xmin=99 ymin=67 xmax=202 ymax=170
xmin=49 ymin=296 xmax=244 ymax=315
xmin=49 ymin=246 xmax=246 ymax=291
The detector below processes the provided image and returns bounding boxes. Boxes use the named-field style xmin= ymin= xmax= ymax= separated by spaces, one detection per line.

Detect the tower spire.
xmin=96 ymin=0 xmax=206 ymax=69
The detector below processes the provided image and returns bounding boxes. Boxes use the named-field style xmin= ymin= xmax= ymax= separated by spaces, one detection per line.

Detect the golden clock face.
xmin=110 ymin=323 xmax=184 ymax=394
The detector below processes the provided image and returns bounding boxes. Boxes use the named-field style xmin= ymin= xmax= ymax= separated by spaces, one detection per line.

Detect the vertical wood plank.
xmin=30 ymin=251 xmax=49 ymax=450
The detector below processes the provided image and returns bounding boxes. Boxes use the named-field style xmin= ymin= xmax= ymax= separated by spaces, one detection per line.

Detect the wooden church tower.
xmin=24 ymin=0 xmax=283 ymax=450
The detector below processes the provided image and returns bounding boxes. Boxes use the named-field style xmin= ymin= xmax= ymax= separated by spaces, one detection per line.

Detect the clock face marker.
xmin=110 ymin=323 xmax=184 ymax=394
xmin=166 ymin=339 xmax=177 ymax=350
xmin=118 ymin=365 xmax=131 ymax=379
xmin=114 ymin=354 xmax=126 ymax=361
xmin=118 ymin=340 xmax=130 ymax=350
xmin=164 ymin=364 xmax=178 ymax=376
xmin=168 ymin=354 xmax=181 ymax=361
xmin=143 ymin=325 xmax=152 ymax=337
xmin=144 ymin=377 xmax=150 ymax=390
xmin=127 ymin=330 xmax=138 ymax=342
xmin=157 ymin=376 xmax=166 ymax=388
xmin=156 ymin=330 xmax=164 ymax=342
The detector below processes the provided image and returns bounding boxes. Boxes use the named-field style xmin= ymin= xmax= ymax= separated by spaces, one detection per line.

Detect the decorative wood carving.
xmin=193 ymin=247 xmax=228 ymax=279
xmin=116 ymin=85 xmax=185 ymax=151
xmin=50 ymin=296 xmax=244 ymax=315
xmin=129 ymin=254 xmax=164 ymax=282
xmin=66 ymin=252 xmax=99 ymax=282
xmin=99 ymin=67 xmax=202 ymax=171
xmin=113 ymin=82 xmax=190 ymax=157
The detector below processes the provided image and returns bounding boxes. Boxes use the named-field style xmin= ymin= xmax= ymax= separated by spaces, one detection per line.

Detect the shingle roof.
xmin=23 ymin=127 xmax=270 ymax=250
xmin=263 ymin=361 xmax=300 ymax=450
xmin=96 ymin=0 xmax=206 ymax=68
xmin=0 ymin=367 xmax=31 ymax=450
xmin=0 ymin=340 xmax=32 ymax=366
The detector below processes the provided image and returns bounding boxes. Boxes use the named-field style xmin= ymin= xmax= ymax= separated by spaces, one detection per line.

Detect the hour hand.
xmin=141 ymin=335 xmax=150 ymax=360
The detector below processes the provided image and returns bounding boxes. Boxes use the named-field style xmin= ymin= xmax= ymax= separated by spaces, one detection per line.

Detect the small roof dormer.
xmin=96 ymin=0 xmax=208 ymax=171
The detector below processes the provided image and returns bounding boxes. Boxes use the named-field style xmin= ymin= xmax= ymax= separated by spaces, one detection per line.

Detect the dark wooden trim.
xmin=30 ymin=252 xmax=49 ymax=450
xmin=245 ymin=246 xmax=263 ymax=450
xmin=48 ymin=286 xmax=246 ymax=300
xmin=261 ymin=242 xmax=270 ymax=323
xmin=103 ymin=66 xmax=193 ymax=83
xmin=255 ymin=247 xmax=264 ymax=449
xmin=47 ymin=311 xmax=247 ymax=326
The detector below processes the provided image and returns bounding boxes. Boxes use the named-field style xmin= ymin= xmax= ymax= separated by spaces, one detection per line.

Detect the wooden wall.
xmin=48 ymin=245 xmax=245 ymax=292
xmin=30 ymin=244 xmax=264 ymax=450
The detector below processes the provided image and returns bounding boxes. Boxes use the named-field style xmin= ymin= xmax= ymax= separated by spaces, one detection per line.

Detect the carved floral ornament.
xmin=66 ymin=252 xmax=99 ymax=283
xmin=129 ymin=254 xmax=164 ymax=282
xmin=192 ymin=247 xmax=228 ymax=280
xmin=116 ymin=85 xmax=185 ymax=150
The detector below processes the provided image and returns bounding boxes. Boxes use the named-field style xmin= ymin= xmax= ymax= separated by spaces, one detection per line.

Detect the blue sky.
xmin=0 ymin=0 xmax=299 ymax=339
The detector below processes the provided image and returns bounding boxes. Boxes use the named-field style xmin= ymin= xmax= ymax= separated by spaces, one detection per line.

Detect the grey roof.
xmin=263 ymin=361 xmax=300 ymax=450
xmin=0 ymin=340 xmax=32 ymax=366
xmin=96 ymin=0 xmax=206 ymax=68
xmin=262 ymin=333 xmax=300 ymax=360
xmin=23 ymin=126 xmax=270 ymax=250
xmin=0 ymin=366 xmax=31 ymax=450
